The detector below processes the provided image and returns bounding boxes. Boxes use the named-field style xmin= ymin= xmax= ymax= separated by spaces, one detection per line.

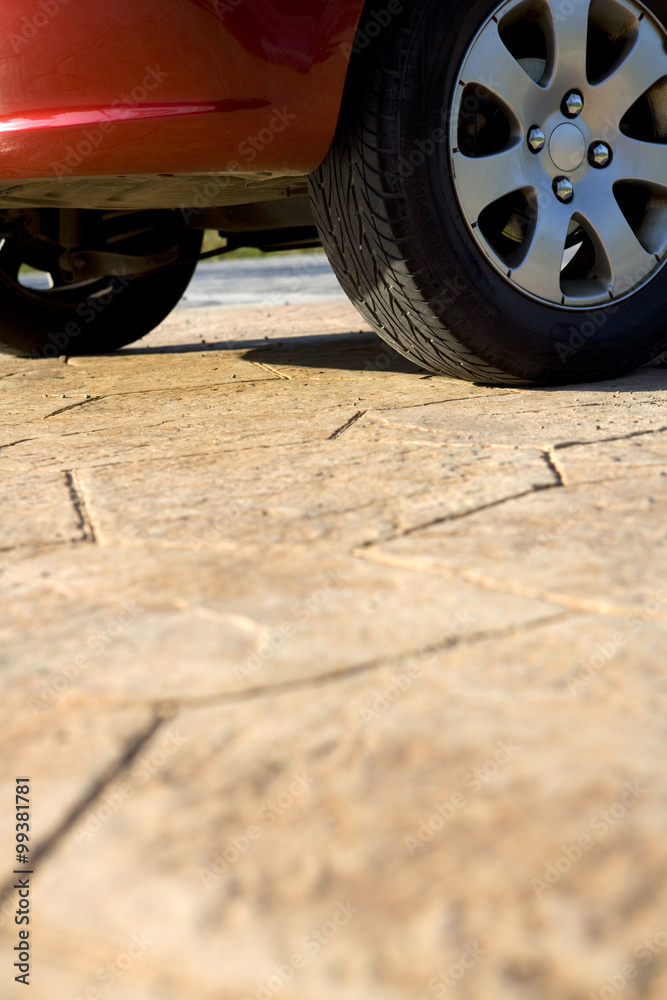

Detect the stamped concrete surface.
xmin=2 ymin=297 xmax=667 ymax=1000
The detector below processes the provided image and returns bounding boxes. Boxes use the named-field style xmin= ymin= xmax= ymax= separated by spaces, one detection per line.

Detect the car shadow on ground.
xmin=123 ymin=331 xmax=424 ymax=374
xmin=122 ymin=331 xmax=667 ymax=390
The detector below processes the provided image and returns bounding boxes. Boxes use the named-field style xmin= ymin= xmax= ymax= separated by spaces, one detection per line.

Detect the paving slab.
xmin=369 ymin=479 xmax=667 ymax=615
xmin=0 ymin=544 xmax=560 ymax=705
xmin=2 ymin=298 xmax=667 ymax=1000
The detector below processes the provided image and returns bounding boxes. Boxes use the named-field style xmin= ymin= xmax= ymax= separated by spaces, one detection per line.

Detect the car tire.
xmin=309 ymin=0 xmax=667 ymax=384
xmin=0 ymin=220 xmax=202 ymax=358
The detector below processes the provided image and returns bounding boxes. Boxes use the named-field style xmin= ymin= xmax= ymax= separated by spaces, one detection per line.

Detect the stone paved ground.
xmin=1 ymin=300 xmax=667 ymax=1000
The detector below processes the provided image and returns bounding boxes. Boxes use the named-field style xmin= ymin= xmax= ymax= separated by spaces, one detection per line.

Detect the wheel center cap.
xmin=549 ymin=123 xmax=586 ymax=171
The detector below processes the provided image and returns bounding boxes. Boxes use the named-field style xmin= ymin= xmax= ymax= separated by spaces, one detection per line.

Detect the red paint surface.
xmin=0 ymin=0 xmax=364 ymax=179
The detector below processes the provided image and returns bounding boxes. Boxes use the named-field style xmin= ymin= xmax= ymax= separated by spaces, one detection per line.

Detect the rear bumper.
xmin=0 ymin=0 xmax=363 ymax=186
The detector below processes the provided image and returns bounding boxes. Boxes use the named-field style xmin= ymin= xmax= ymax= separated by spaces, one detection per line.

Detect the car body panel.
xmin=0 ymin=0 xmax=364 ymax=181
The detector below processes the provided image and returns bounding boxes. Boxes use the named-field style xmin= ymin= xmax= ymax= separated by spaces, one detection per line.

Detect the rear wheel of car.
xmin=309 ymin=0 xmax=667 ymax=384
xmin=0 ymin=210 xmax=201 ymax=358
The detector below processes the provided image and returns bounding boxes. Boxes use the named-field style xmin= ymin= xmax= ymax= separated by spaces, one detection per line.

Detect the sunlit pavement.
xmin=2 ymin=298 xmax=667 ymax=1000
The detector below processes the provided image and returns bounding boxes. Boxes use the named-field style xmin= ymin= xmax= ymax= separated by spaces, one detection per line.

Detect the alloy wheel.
xmin=450 ymin=0 xmax=667 ymax=308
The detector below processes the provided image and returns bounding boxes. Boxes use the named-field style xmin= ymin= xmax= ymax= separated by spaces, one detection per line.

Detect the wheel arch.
xmin=319 ymin=0 xmax=408 ymax=161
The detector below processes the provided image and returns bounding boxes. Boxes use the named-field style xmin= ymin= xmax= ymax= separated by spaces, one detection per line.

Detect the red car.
xmin=1 ymin=0 xmax=666 ymax=384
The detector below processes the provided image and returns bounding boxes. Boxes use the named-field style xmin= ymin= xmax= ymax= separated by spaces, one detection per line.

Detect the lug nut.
xmin=589 ymin=141 xmax=612 ymax=167
xmin=563 ymin=91 xmax=584 ymax=117
xmin=527 ymin=126 xmax=545 ymax=152
xmin=553 ymin=177 xmax=574 ymax=203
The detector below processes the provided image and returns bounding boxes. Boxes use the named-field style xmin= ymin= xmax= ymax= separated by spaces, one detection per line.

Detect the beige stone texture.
xmin=1 ymin=298 xmax=667 ymax=1000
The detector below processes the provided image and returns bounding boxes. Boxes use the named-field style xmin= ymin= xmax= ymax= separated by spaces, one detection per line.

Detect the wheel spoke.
xmin=546 ymin=0 xmax=591 ymax=91
xmin=593 ymin=17 xmax=667 ymax=123
xmin=452 ymin=144 xmax=533 ymax=222
xmin=459 ymin=19 xmax=542 ymax=125
xmin=577 ymin=182 xmax=656 ymax=295
xmin=509 ymin=195 xmax=573 ymax=300
xmin=611 ymin=133 xmax=667 ymax=189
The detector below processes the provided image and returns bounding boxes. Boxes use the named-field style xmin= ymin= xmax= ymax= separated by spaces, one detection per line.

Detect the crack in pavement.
xmin=0 ymin=538 xmax=90 ymax=559
xmin=0 ymin=437 xmax=38 ymax=453
xmin=0 ymin=542 xmax=52 ymax=557
xmin=542 ymin=449 xmax=566 ymax=488
xmin=58 ymin=422 xmax=174 ymax=439
xmin=41 ymin=377 xmax=290 ymax=415
xmin=144 ymin=609 xmax=575 ymax=713
xmin=553 ymin=425 xmax=667 ymax=450
xmin=0 ymin=607 xmax=576 ymax=718
xmin=46 ymin=437 xmax=318 ymax=474
xmin=0 ymin=714 xmax=165 ymax=902
xmin=0 ymin=425 xmax=168 ymax=454
xmin=372 ymin=391 xmax=515 ymax=411
xmin=44 ymin=396 xmax=104 ymax=419
xmin=359 ymin=482 xmax=561 ymax=547
xmin=328 ymin=409 xmax=367 ymax=440
xmin=63 ymin=471 xmax=97 ymax=543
